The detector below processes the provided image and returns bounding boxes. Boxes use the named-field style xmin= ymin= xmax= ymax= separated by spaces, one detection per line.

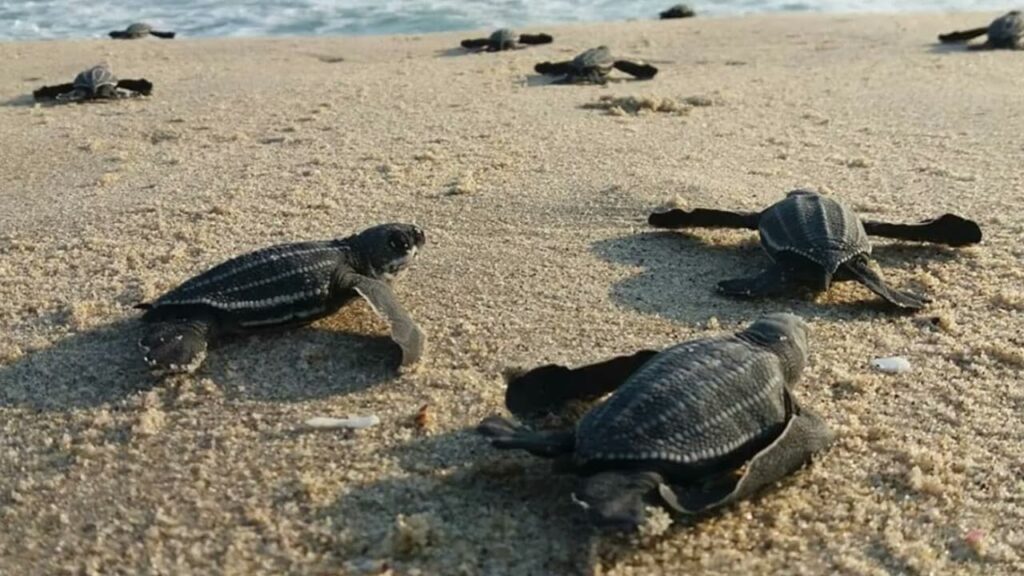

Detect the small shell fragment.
xmin=304 ymin=415 xmax=380 ymax=430
xmin=870 ymin=356 xmax=911 ymax=373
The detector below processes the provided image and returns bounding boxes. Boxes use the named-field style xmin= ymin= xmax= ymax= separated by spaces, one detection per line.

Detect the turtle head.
xmin=740 ymin=313 xmax=809 ymax=382
xmin=351 ymin=223 xmax=426 ymax=280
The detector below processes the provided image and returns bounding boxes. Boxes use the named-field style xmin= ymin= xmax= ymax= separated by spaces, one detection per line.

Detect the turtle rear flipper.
xmin=139 ymin=319 xmax=213 ymax=374
xmin=717 ymin=266 xmax=792 ymax=299
xmin=518 ymin=33 xmax=553 ymax=45
xmin=613 ymin=60 xmax=658 ymax=80
xmin=33 ymin=83 xmax=75 ymax=101
xmin=345 ymin=274 xmax=425 ymax=367
xmin=660 ymin=394 xmax=832 ymax=514
xmin=575 ymin=471 xmax=664 ymax=530
xmin=477 ymin=415 xmax=576 ymax=458
xmin=535 ymin=60 xmax=573 ymax=75
xmin=150 ymin=30 xmax=175 ymax=39
xmin=461 ymin=37 xmax=490 ymax=49
xmin=117 ymin=79 xmax=153 ymax=96
xmin=505 ymin=350 xmax=659 ymax=419
xmin=649 ymin=208 xmax=760 ymax=230
xmin=842 ymin=256 xmax=929 ymax=310
xmin=862 ymin=213 xmax=982 ymax=247
xmin=938 ymin=27 xmax=988 ymax=43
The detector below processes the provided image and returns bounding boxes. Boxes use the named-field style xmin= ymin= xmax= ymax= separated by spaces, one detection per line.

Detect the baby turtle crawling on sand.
xmin=135 ymin=223 xmax=426 ymax=374
xmin=938 ymin=11 xmax=1023 ymax=49
xmin=660 ymin=4 xmax=696 ymax=19
xmin=535 ymin=46 xmax=658 ymax=84
xmin=109 ymin=22 xmax=176 ymax=39
xmin=33 ymin=64 xmax=152 ymax=103
xmin=479 ymin=313 xmax=832 ymax=530
xmin=460 ymin=28 xmax=553 ymax=51
xmin=648 ymin=190 xmax=982 ymax=310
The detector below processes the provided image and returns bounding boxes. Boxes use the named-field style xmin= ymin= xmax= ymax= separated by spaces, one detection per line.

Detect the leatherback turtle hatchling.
xmin=478 ymin=313 xmax=833 ymax=529
xmin=135 ymin=223 xmax=427 ymax=374
xmin=660 ymin=4 xmax=696 ymax=19
xmin=534 ymin=46 xmax=658 ymax=84
xmin=109 ymin=22 xmax=176 ymax=39
xmin=460 ymin=28 xmax=553 ymax=52
xmin=33 ymin=64 xmax=152 ymax=103
xmin=938 ymin=11 xmax=1023 ymax=50
xmin=648 ymin=189 xmax=982 ymax=310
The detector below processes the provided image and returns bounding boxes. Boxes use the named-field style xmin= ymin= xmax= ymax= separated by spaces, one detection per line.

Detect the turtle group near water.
xmin=109 ymin=22 xmax=177 ymax=39
xmin=32 ymin=64 xmax=153 ymax=103
xmin=938 ymin=11 xmax=1023 ymax=50
xmin=535 ymin=46 xmax=658 ymax=84
xmin=648 ymin=190 xmax=982 ymax=309
xmin=479 ymin=313 xmax=833 ymax=529
xmin=135 ymin=223 xmax=427 ymax=374
xmin=460 ymin=28 xmax=554 ymax=52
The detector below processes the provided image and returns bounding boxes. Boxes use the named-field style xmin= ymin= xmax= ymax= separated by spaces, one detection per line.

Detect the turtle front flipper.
xmin=150 ymin=30 xmax=176 ymax=39
xmin=518 ymin=33 xmax=553 ymax=45
xmin=717 ymin=266 xmax=793 ymax=299
xmin=139 ymin=319 xmax=213 ymax=374
xmin=938 ymin=27 xmax=988 ymax=43
xmin=534 ymin=60 xmax=573 ymax=76
xmin=842 ymin=256 xmax=929 ymax=310
xmin=862 ymin=213 xmax=982 ymax=247
xmin=460 ymin=37 xmax=490 ymax=49
xmin=33 ymin=83 xmax=76 ymax=101
xmin=344 ymin=274 xmax=426 ymax=367
xmin=505 ymin=350 xmax=660 ymax=419
xmin=477 ymin=415 xmax=576 ymax=458
xmin=575 ymin=471 xmax=664 ymax=530
xmin=116 ymin=79 xmax=154 ymax=96
xmin=658 ymin=390 xmax=833 ymax=514
xmin=612 ymin=60 xmax=658 ymax=80
xmin=649 ymin=207 xmax=760 ymax=230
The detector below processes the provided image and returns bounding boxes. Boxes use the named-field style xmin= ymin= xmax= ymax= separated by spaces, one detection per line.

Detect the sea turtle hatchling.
xmin=135 ymin=223 xmax=427 ymax=374
xmin=648 ymin=189 xmax=982 ymax=310
xmin=32 ymin=64 xmax=153 ymax=103
xmin=478 ymin=313 xmax=833 ymax=529
xmin=938 ymin=11 xmax=1023 ymax=50
xmin=460 ymin=28 xmax=553 ymax=51
xmin=660 ymin=4 xmax=696 ymax=19
xmin=109 ymin=22 xmax=177 ymax=39
xmin=534 ymin=46 xmax=658 ymax=84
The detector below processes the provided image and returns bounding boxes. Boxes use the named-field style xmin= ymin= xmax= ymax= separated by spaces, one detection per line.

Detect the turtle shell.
xmin=573 ymin=335 xmax=789 ymax=476
xmin=126 ymin=22 xmax=153 ymax=36
xmin=489 ymin=28 xmax=516 ymax=49
xmin=571 ymin=46 xmax=615 ymax=74
xmin=73 ymin=65 xmax=118 ymax=93
xmin=988 ymin=11 xmax=1023 ymax=48
xmin=142 ymin=240 xmax=353 ymax=331
xmin=758 ymin=190 xmax=870 ymax=274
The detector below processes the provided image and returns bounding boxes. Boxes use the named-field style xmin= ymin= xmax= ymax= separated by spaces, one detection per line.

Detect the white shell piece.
xmin=870 ymin=356 xmax=911 ymax=373
xmin=304 ymin=415 xmax=381 ymax=430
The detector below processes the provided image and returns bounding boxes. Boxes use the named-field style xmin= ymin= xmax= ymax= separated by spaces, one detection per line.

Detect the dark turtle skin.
xmin=110 ymin=22 xmax=176 ymax=39
xmin=648 ymin=190 xmax=983 ymax=310
xmin=660 ymin=4 xmax=696 ymax=19
xmin=478 ymin=313 xmax=833 ymax=530
xmin=938 ymin=11 xmax=1023 ymax=50
xmin=460 ymin=28 xmax=553 ymax=52
xmin=136 ymin=223 xmax=427 ymax=374
xmin=534 ymin=46 xmax=658 ymax=84
xmin=32 ymin=64 xmax=153 ymax=103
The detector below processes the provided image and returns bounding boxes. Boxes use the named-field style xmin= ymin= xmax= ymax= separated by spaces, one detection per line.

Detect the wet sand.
xmin=1 ymin=11 xmax=1022 ymax=575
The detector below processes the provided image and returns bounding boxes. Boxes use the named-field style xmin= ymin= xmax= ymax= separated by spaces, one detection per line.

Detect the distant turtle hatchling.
xmin=109 ymin=22 xmax=176 ymax=39
xmin=479 ymin=313 xmax=833 ymax=529
xmin=135 ymin=223 xmax=427 ymax=375
xmin=659 ymin=4 xmax=697 ymax=19
xmin=460 ymin=28 xmax=553 ymax=52
xmin=648 ymin=189 xmax=982 ymax=309
xmin=32 ymin=64 xmax=153 ymax=103
xmin=938 ymin=10 xmax=1023 ymax=49
xmin=534 ymin=46 xmax=658 ymax=84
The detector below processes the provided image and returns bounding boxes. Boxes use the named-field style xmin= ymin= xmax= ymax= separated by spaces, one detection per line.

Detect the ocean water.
xmin=0 ymin=0 xmax=1011 ymax=41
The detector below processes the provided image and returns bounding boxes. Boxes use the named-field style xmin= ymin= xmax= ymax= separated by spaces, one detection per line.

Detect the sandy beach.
xmin=1 ymin=11 xmax=1023 ymax=575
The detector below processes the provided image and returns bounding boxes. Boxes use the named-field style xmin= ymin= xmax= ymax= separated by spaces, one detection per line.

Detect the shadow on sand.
xmin=0 ymin=306 xmax=403 ymax=411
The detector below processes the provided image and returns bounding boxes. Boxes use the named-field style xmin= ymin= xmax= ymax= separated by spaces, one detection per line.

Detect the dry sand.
xmin=1 ymin=11 xmax=1022 ymax=575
